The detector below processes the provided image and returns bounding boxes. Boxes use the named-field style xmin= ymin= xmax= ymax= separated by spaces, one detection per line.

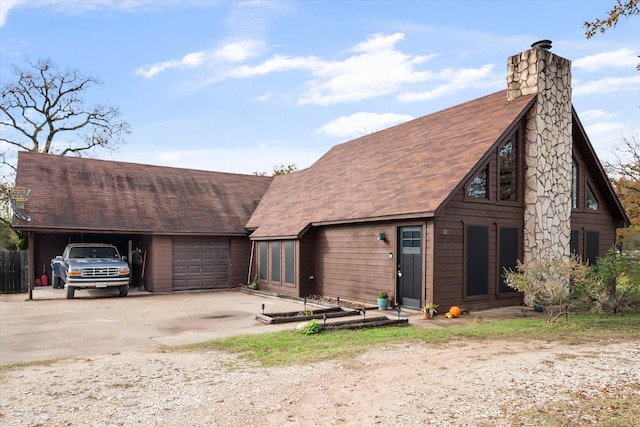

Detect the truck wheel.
xmin=119 ymin=285 xmax=128 ymax=297
xmin=66 ymin=286 xmax=75 ymax=299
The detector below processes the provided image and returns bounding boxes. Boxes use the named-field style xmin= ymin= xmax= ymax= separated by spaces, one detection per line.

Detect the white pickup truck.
xmin=51 ymin=243 xmax=131 ymax=299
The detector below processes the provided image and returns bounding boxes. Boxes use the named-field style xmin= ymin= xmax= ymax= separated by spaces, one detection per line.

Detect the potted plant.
xmin=422 ymin=301 xmax=438 ymax=319
xmin=377 ymin=291 xmax=389 ymax=310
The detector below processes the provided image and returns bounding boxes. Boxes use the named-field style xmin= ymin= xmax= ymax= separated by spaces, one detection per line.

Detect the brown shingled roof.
xmin=13 ymin=152 xmax=272 ymax=235
xmin=247 ymin=90 xmax=535 ymax=238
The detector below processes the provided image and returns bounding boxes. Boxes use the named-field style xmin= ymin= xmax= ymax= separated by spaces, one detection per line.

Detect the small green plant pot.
xmin=377 ymin=298 xmax=389 ymax=310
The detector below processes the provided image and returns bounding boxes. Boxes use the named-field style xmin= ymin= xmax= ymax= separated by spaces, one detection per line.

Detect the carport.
xmin=12 ymin=152 xmax=272 ymax=297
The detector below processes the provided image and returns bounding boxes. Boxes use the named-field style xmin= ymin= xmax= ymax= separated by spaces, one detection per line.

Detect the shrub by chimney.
xmin=507 ymin=40 xmax=572 ymax=264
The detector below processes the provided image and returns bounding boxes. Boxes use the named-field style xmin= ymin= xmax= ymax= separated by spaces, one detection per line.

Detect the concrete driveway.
xmin=1 ymin=286 xmax=540 ymax=364
xmin=0 ymin=286 xmax=317 ymax=364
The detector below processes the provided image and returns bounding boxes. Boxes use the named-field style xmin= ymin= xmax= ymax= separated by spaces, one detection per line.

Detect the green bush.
xmin=590 ymin=248 xmax=640 ymax=314
xmin=504 ymin=256 xmax=598 ymax=321
xmin=298 ymin=319 xmax=321 ymax=335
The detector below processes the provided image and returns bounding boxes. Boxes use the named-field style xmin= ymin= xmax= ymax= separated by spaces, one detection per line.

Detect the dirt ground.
xmin=1 ymin=338 xmax=639 ymax=426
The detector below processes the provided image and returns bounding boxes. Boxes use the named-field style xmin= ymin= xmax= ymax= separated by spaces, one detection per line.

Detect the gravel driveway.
xmin=1 ymin=289 xmax=639 ymax=426
xmin=2 ymin=339 xmax=639 ymax=425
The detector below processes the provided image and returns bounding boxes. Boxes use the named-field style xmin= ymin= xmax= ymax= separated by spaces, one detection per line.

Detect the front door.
xmin=397 ymin=226 xmax=422 ymax=309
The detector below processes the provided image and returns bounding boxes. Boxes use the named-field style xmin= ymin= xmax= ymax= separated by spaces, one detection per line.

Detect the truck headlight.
xmin=68 ymin=268 xmax=82 ymax=277
xmin=119 ymin=266 xmax=130 ymax=275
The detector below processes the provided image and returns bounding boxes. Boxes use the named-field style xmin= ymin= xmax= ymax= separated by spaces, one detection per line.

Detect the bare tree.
xmin=0 ymin=58 xmax=131 ymax=234
xmin=605 ymin=136 xmax=640 ymax=250
xmin=1 ymin=58 xmax=131 ymax=167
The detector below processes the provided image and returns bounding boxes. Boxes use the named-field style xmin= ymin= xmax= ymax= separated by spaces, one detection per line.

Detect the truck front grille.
xmin=82 ymin=267 xmax=120 ymax=277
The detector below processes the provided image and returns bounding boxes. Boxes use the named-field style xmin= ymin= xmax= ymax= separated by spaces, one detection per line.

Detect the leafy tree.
xmin=584 ymin=0 xmax=639 ymax=70
xmin=253 ymin=163 xmax=298 ymax=176
xmin=584 ymin=0 xmax=640 ymax=37
xmin=0 ymin=58 xmax=131 ymax=232
xmin=590 ymin=248 xmax=640 ymax=314
xmin=605 ymin=136 xmax=640 ymax=250
xmin=0 ymin=220 xmax=21 ymax=249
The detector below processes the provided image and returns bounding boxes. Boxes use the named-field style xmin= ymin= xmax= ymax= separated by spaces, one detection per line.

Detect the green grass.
xmin=173 ymin=313 xmax=640 ymax=367
xmin=0 ymin=358 xmax=62 ymax=375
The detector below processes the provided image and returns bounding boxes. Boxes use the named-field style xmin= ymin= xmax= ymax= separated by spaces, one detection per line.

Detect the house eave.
xmin=311 ymin=212 xmax=435 ymax=228
xmin=12 ymin=224 xmax=250 ymax=237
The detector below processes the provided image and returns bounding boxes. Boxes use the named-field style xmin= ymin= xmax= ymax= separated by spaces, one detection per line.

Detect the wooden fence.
xmin=1 ymin=250 xmax=29 ymax=294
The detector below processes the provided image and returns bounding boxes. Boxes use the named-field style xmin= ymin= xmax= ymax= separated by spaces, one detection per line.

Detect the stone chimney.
xmin=507 ymin=40 xmax=572 ymax=263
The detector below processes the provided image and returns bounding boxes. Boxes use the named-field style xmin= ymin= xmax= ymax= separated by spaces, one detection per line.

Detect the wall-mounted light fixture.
xmin=442 ymin=229 xmax=449 ymax=236
xmin=388 ymin=252 xmax=393 ymax=259
xmin=377 ymin=231 xmax=387 ymax=241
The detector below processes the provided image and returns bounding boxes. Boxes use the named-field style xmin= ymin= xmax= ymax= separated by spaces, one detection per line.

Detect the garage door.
xmin=172 ymin=237 xmax=230 ymax=291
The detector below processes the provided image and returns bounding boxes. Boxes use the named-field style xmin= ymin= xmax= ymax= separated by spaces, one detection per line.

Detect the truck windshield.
xmin=69 ymin=247 xmax=120 ymax=259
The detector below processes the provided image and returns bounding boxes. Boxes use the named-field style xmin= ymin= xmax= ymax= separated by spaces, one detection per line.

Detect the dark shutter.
xmin=466 ymin=225 xmax=488 ymax=296
xmin=570 ymin=230 xmax=579 ymax=258
xmin=499 ymin=227 xmax=519 ymax=293
xmin=585 ymin=231 xmax=599 ymax=265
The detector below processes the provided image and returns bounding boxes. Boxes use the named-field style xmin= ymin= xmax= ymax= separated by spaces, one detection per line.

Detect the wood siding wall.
xmin=298 ymin=231 xmax=317 ymax=297
xmin=436 ymin=189 xmax=524 ymax=310
xmin=316 ymin=223 xmax=397 ymax=305
xmin=149 ymin=235 xmax=172 ymax=292
xmin=571 ymin=143 xmax=620 ymax=259
xmin=435 ymin=127 xmax=525 ymax=311
xmin=230 ymin=237 xmax=251 ymax=287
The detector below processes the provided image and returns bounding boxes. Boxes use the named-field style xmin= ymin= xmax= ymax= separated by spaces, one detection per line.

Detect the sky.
xmin=0 ymin=0 xmax=638 ymax=175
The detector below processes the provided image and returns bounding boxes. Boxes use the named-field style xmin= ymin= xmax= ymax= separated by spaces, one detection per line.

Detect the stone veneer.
xmin=507 ymin=44 xmax=572 ymax=263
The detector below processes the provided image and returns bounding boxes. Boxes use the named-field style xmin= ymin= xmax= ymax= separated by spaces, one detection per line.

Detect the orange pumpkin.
xmin=445 ymin=312 xmax=453 ymax=319
xmin=449 ymin=306 xmax=461 ymax=318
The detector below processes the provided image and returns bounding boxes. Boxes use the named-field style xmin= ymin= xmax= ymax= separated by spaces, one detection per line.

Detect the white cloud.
xmin=135 ymin=51 xmax=207 ymax=78
xmin=583 ymin=121 xmax=635 ymax=163
xmin=136 ymin=39 xmax=264 ymax=78
xmin=230 ymin=32 xmax=437 ymax=106
xmin=578 ymin=109 xmax=615 ymax=121
xmin=573 ymin=75 xmax=640 ymax=95
xmin=299 ymin=33 xmax=436 ymax=105
xmin=573 ymin=48 xmax=638 ymax=72
xmin=213 ymin=40 xmax=264 ymax=62
xmin=0 ymin=0 xmax=23 ymax=27
xmin=230 ymin=54 xmax=321 ymax=77
xmin=398 ymin=64 xmax=495 ymax=102
xmin=316 ymin=112 xmax=414 ymax=139
xmin=1 ymin=0 xmax=183 ymax=26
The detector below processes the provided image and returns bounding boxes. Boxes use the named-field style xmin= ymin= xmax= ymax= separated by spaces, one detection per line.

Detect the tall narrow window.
xmin=284 ymin=241 xmax=294 ymax=284
xmin=586 ymin=184 xmax=598 ymax=210
xmin=571 ymin=159 xmax=579 ymax=209
xmin=270 ymin=241 xmax=281 ymax=282
xmin=467 ymin=165 xmax=488 ymax=199
xmin=258 ymin=242 xmax=268 ymax=280
xmin=499 ymin=137 xmax=517 ymax=201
